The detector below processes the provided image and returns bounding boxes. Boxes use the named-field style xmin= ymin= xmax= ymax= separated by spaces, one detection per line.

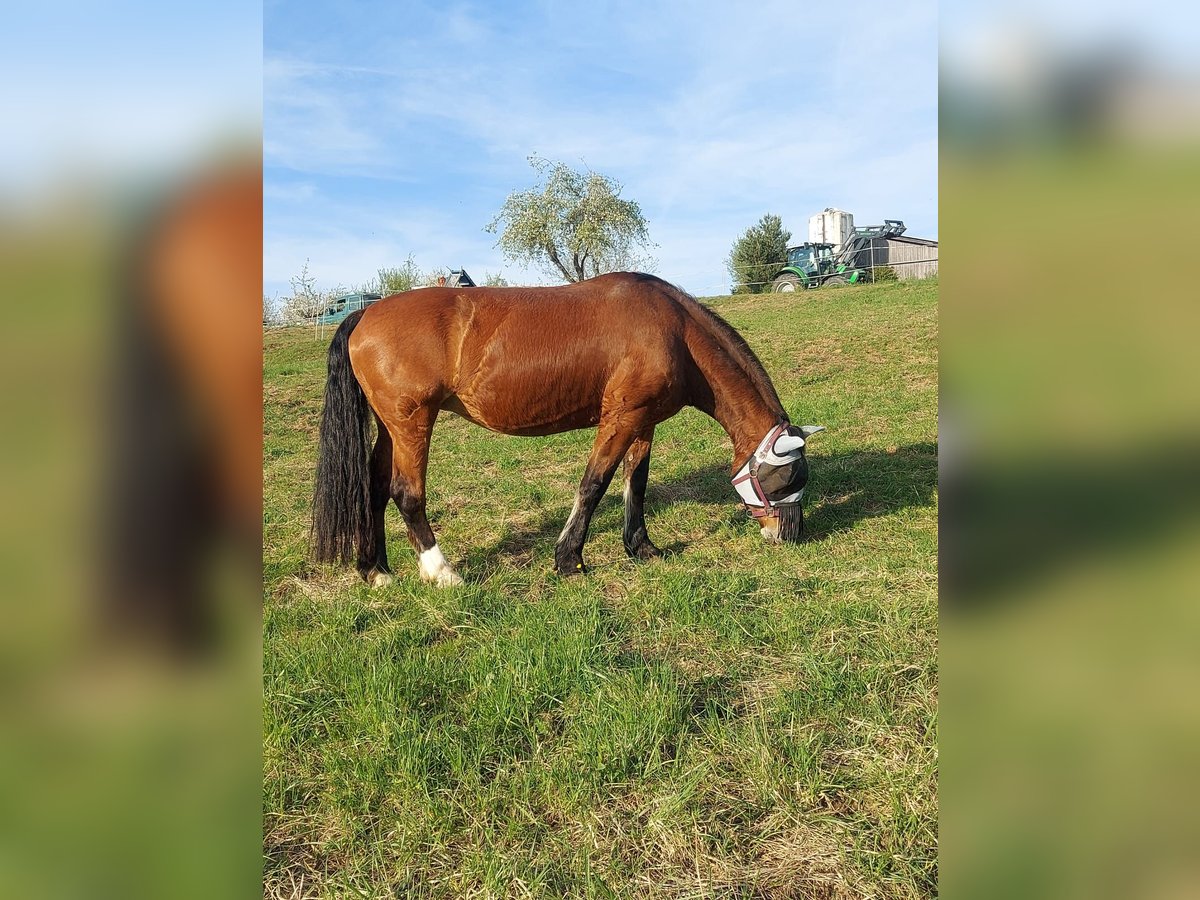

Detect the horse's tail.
xmin=311 ymin=310 xmax=372 ymax=565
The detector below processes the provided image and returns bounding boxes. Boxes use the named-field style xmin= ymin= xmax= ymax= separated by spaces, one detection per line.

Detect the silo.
xmin=808 ymin=208 xmax=855 ymax=251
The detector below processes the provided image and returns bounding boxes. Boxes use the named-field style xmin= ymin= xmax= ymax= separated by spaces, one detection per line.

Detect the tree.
xmin=375 ymin=256 xmax=424 ymax=294
xmin=280 ymin=259 xmax=356 ymax=324
xmin=281 ymin=259 xmax=334 ymax=323
xmin=727 ymin=214 xmax=791 ymax=294
xmin=486 ymin=156 xmax=656 ymax=283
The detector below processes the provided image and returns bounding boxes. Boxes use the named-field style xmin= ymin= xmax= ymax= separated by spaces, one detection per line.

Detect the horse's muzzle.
xmin=759 ymin=517 xmax=782 ymax=543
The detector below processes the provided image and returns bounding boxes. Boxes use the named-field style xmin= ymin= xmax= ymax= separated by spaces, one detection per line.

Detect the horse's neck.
xmin=686 ymin=330 xmax=782 ymax=468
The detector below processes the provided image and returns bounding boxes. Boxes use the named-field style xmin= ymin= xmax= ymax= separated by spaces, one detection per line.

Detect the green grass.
xmin=263 ymin=279 xmax=938 ymax=898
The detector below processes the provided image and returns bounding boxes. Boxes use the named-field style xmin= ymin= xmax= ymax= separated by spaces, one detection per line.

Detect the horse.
xmin=311 ymin=272 xmax=824 ymax=587
xmin=106 ymin=157 xmax=262 ymax=648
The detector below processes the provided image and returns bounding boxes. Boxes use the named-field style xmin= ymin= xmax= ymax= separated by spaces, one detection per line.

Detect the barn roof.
xmin=884 ymin=235 xmax=938 ymax=247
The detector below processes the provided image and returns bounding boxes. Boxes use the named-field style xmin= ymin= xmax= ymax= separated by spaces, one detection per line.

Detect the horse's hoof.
xmin=419 ymin=545 xmax=462 ymax=587
xmin=420 ymin=567 xmax=464 ymax=588
xmin=627 ymin=541 xmax=662 ymax=561
xmin=370 ymin=571 xmax=394 ymax=589
xmin=433 ymin=569 xmax=464 ymax=588
xmin=556 ymin=560 xmax=587 ymax=577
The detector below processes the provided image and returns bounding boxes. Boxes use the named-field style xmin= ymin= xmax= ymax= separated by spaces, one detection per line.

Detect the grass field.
xmin=263 ymin=279 xmax=938 ymax=899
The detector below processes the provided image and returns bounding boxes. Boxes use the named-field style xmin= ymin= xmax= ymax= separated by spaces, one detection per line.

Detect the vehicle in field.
xmin=316 ymin=269 xmax=477 ymax=324
xmin=315 ymin=292 xmax=382 ymax=325
xmin=771 ymin=220 xmax=907 ymax=292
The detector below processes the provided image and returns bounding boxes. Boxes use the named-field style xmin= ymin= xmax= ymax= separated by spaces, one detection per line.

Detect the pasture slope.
xmin=264 ymin=279 xmax=938 ymax=899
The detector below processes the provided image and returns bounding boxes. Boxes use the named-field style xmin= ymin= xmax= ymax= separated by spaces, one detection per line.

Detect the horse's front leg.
xmin=622 ymin=429 xmax=661 ymax=560
xmin=388 ymin=405 xmax=463 ymax=588
xmin=555 ymin=421 xmax=639 ymax=576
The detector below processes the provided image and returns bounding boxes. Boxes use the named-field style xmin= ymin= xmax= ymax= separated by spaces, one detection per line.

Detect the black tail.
xmin=311 ymin=310 xmax=372 ymax=565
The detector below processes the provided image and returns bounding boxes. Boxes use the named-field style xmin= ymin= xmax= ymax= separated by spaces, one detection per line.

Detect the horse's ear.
xmin=773 ymin=434 xmax=806 ymax=454
xmin=799 ymin=425 xmax=826 ymax=438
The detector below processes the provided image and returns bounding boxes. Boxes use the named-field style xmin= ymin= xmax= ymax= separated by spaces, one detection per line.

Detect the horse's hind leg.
xmin=359 ymin=422 xmax=393 ymax=588
xmin=556 ymin=420 xmax=640 ymax=576
xmin=622 ymin=430 xmax=661 ymax=561
xmin=387 ymin=405 xmax=463 ymax=588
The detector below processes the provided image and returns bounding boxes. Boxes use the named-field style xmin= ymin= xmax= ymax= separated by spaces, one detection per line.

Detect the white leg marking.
xmin=558 ymin=494 xmax=582 ymax=542
xmin=418 ymin=544 xmax=463 ymax=587
xmin=370 ymin=571 xmax=393 ymax=588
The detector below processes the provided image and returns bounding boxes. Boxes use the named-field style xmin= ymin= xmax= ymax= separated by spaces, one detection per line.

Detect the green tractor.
xmin=770 ymin=219 xmax=906 ymax=292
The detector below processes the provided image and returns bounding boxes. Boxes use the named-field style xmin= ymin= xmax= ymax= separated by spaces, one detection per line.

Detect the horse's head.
xmin=733 ymin=423 xmax=825 ymax=543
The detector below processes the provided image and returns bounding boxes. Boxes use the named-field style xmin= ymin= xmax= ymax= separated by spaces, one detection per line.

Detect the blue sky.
xmin=264 ymin=0 xmax=937 ymax=299
xmin=1 ymin=2 xmax=259 ymax=204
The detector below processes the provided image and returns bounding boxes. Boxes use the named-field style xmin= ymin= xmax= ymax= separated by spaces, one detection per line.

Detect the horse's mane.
xmin=648 ymin=276 xmax=786 ymax=418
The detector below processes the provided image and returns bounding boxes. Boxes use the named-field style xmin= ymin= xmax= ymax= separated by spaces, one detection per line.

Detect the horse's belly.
xmin=445 ymin=380 xmax=604 ymax=436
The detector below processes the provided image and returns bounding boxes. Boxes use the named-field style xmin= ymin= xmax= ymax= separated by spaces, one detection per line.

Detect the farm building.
xmin=434 ymin=268 xmax=476 ymax=287
xmin=860 ymin=234 xmax=938 ymax=280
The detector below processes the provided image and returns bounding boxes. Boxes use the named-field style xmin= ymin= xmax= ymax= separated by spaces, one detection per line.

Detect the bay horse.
xmin=311 ymin=272 xmax=824 ymax=587
xmin=107 ymin=157 xmax=262 ymax=648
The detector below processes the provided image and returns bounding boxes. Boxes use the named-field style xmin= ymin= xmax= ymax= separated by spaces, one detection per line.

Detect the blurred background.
xmin=2 ymin=0 xmax=1198 ymax=896
xmin=0 ymin=3 xmax=261 ymax=898
xmin=941 ymin=1 xmax=1200 ymax=897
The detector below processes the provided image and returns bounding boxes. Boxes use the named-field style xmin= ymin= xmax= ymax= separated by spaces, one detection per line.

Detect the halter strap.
xmin=731 ymin=423 xmax=805 ymax=518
